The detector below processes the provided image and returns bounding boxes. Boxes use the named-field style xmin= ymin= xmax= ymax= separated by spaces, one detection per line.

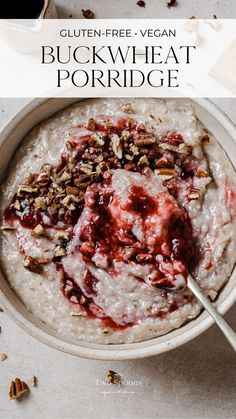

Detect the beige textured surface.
xmin=0 ymin=1 xmax=236 ymax=418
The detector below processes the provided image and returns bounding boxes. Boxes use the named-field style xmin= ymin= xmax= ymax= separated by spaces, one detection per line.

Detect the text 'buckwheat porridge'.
xmin=1 ymin=98 xmax=236 ymax=344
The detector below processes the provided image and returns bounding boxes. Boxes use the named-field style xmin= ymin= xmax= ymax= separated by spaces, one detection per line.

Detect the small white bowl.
xmin=0 ymin=98 xmax=236 ymax=360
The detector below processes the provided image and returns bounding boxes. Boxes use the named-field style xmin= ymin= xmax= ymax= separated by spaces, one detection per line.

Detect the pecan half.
xmin=9 ymin=378 xmax=29 ymax=400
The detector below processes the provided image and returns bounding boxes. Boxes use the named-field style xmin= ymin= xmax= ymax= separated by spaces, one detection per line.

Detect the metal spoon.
xmin=188 ymin=275 xmax=236 ymax=352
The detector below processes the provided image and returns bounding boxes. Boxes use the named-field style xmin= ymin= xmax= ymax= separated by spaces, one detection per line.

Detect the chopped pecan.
xmin=124 ymin=247 xmax=137 ymax=260
xmin=155 ymin=156 xmax=174 ymax=168
xmin=49 ymin=202 xmax=58 ymax=215
xmin=80 ymin=296 xmax=86 ymax=305
xmin=74 ymin=178 xmax=90 ymax=190
xmin=66 ymin=140 xmax=73 ymax=151
xmin=92 ymin=132 xmax=105 ymax=146
xmin=137 ymin=0 xmax=145 ymax=7
xmin=122 ymin=130 xmax=133 ymax=141
xmin=136 ymin=253 xmax=154 ymax=262
xmin=66 ymin=186 xmax=80 ymax=195
xmin=201 ymin=134 xmax=210 ymax=144
xmin=138 ymin=155 xmax=149 ymax=166
xmin=55 ymin=230 xmax=70 ymax=241
xmin=189 ymin=187 xmax=201 ymax=199
xmin=13 ymin=200 xmax=21 ymax=211
xmin=159 ymin=142 xmax=191 ymax=154
xmin=155 ymin=168 xmax=176 ymax=180
xmin=57 ymin=171 xmax=71 ymax=184
xmin=134 ymin=133 xmax=156 ymax=146
xmin=82 ymin=9 xmax=95 ymax=19
xmin=9 ymin=378 xmax=29 ymax=400
xmin=79 ymin=163 xmax=94 ymax=174
xmin=158 ymin=307 xmax=168 ymax=314
xmin=70 ymin=311 xmax=87 ymax=317
xmin=110 ymin=134 xmax=123 ymax=159
xmin=136 ymin=123 xmax=146 ymax=132
xmin=121 ymin=103 xmax=134 ymax=114
xmin=125 ymin=154 xmax=134 ymax=161
xmin=55 ymin=246 xmax=67 ymax=257
xmin=0 ymin=225 xmax=15 ymax=231
xmin=36 ymin=171 xmax=50 ymax=186
xmin=34 ymin=197 xmax=46 ymax=210
xmin=31 ymin=224 xmax=45 ymax=237
xmin=195 ymin=169 xmax=209 ymax=178
xmin=105 ymin=370 xmax=122 ymax=385
xmin=23 ymin=256 xmax=43 ymax=274
xmin=166 ymin=0 xmax=176 ymax=7
xmin=85 ymin=118 xmax=96 ymax=131
xmin=208 ymin=289 xmax=217 ymax=301
xmin=130 ymin=145 xmax=139 ymax=155
xmin=17 ymin=185 xmax=38 ymax=196
xmin=37 ymin=258 xmax=50 ymax=265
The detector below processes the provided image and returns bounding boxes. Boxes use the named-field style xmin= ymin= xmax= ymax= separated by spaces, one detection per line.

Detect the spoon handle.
xmin=188 ymin=275 xmax=236 ymax=352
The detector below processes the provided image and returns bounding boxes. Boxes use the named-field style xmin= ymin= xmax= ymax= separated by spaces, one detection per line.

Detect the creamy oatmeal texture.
xmin=1 ymin=98 xmax=236 ymax=344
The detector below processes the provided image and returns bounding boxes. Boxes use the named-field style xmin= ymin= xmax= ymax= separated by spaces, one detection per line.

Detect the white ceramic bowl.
xmin=0 ymin=98 xmax=236 ymax=360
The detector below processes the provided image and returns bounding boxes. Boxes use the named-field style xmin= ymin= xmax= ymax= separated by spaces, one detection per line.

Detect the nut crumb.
xmin=28 ymin=376 xmax=37 ymax=387
xmin=137 ymin=0 xmax=145 ymax=6
xmin=82 ymin=9 xmax=95 ymax=19
xmin=166 ymin=0 xmax=176 ymax=7
xmin=70 ymin=311 xmax=87 ymax=317
xmin=0 ymin=353 xmax=7 ymax=361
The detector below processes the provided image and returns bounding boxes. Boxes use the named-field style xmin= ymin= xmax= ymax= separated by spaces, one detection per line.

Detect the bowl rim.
xmin=0 ymin=97 xmax=236 ymax=360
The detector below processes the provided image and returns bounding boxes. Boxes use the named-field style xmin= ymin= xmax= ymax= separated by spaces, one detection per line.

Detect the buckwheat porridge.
xmin=1 ymin=98 xmax=236 ymax=344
